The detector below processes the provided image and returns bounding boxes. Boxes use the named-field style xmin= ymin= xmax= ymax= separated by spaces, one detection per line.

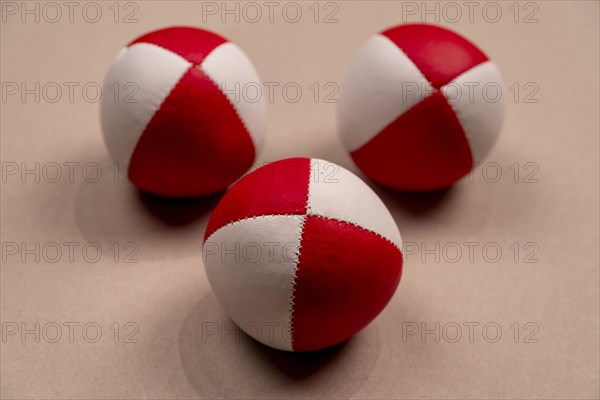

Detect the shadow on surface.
xmin=137 ymin=190 xmax=221 ymax=227
xmin=178 ymin=294 xmax=380 ymax=399
xmin=242 ymin=332 xmax=348 ymax=381
xmin=374 ymin=185 xmax=454 ymax=216
xmin=73 ymin=160 xmax=218 ymax=261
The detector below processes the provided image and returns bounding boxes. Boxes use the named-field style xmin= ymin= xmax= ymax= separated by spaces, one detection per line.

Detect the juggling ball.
xmin=338 ymin=23 xmax=506 ymax=191
xmin=100 ymin=26 xmax=266 ymax=197
xmin=202 ymin=158 xmax=403 ymax=351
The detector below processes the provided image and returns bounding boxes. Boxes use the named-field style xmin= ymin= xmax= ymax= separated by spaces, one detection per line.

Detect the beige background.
xmin=1 ymin=1 xmax=599 ymax=399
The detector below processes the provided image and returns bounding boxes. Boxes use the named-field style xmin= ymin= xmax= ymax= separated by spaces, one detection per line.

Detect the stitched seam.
xmin=352 ymin=37 xmax=434 ymax=154
xmin=439 ymin=60 xmax=495 ymax=163
xmin=288 ymin=215 xmax=307 ymax=350
xmin=309 ymin=213 xmax=402 ymax=254
xmin=305 ymin=162 xmax=313 ymax=215
xmin=125 ymin=43 xmax=194 ymax=171
xmin=386 ymin=35 xmax=484 ymax=90
xmin=131 ymin=42 xmax=201 ymax=67
xmin=129 ymin=42 xmax=255 ymax=158
xmin=203 ymin=212 xmax=306 ymax=244
xmin=198 ymin=43 xmax=255 ymax=147
xmin=396 ymin=47 xmax=437 ymax=90
xmin=288 ymin=163 xmax=312 ymax=350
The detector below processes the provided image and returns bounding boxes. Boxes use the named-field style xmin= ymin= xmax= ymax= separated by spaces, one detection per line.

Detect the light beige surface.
xmin=1 ymin=1 xmax=599 ymax=399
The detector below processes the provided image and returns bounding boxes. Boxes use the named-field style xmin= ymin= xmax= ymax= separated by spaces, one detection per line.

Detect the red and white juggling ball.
xmin=100 ymin=27 xmax=266 ymax=197
xmin=202 ymin=158 xmax=403 ymax=351
xmin=338 ymin=23 xmax=506 ymax=191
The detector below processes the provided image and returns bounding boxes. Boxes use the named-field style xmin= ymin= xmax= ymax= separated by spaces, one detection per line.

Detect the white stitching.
xmin=308 ymin=213 xmax=402 ymax=254
xmin=203 ymin=213 xmax=305 ymax=244
xmin=121 ymin=43 xmax=193 ymax=162
xmin=198 ymin=43 xmax=256 ymax=149
xmin=204 ymin=211 xmax=402 ymax=255
xmin=288 ymin=162 xmax=312 ymax=349
xmin=288 ymin=215 xmax=306 ymax=349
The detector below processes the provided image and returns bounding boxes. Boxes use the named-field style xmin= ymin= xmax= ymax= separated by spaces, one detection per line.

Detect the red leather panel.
xmin=128 ymin=26 xmax=227 ymax=65
xmin=350 ymin=90 xmax=473 ymax=191
xmin=203 ymin=158 xmax=311 ymax=241
xmin=292 ymin=215 xmax=403 ymax=352
xmin=129 ymin=66 xmax=255 ymax=198
xmin=381 ymin=23 xmax=488 ymax=88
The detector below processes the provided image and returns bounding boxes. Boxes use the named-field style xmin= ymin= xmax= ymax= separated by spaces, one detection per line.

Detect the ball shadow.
xmin=376 ymin=185 xmax=454 ymax=216
xmin=178 ymin=293 xmax=381 ymax=399
xmin=242 ymin=331 xmax=348 ymax=381
xmin=335 ymin=159 xmax=458 ymax=218
xmin=365 ymin=174 xmax=495 ymax=234
xmin=73 ymin=159 xmax=220 ymax=262
xmin=136 ymin=190 xmax=222 ymax=227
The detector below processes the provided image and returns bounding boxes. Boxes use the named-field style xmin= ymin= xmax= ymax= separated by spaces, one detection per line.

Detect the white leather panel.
xmin=442 ymin=60 xmax=506 ymax=163
xmin=203 ymin=214 xmax=305 ymax=351
xmin=200 ymin=42 xmax=268 ymax=151
xmin=100 ymin=43 xmax=191 ymax=167
xmin=338 ymin=34 xmax=433 ymax=152
xmin=307 ymin=159 xmax=402 ymax=250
